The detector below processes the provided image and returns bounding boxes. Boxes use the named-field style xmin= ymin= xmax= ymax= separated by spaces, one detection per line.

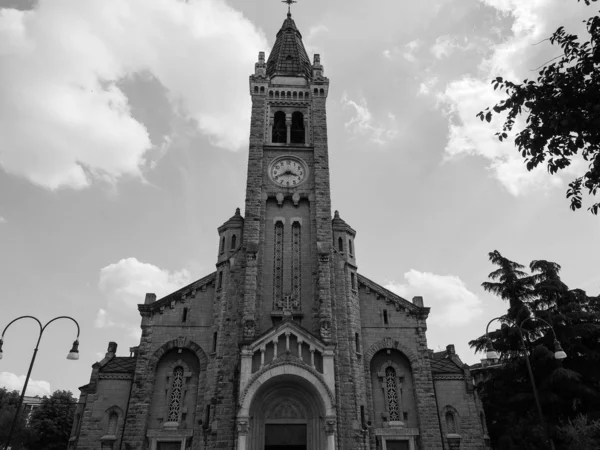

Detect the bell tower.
xmin=241 ymin=8 xmax=333 ymax=342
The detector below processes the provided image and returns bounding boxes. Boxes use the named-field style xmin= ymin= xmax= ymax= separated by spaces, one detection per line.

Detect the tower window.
xmin=287 ymin=91 xmax=291 ymax=98
xmin=272 ymin=111 xmax=286 ymax=143
xmin=320 ymin=88 xmax=325 ymax=96
xmin=291 ymin=112 xmax=305 ymax=144
xmin=273 ymin=221 xmax=284 ymax=309
xmin=446 ymin=411 xmax=457 ymax=434
xmin=217 ymin=271 xmax=223 ymax=289
xmin=306 ymin=91 xmax=310 ymax=98
xmin=355 ymin=332 xmax=360 ymax=352
xmin=269 ymin=91 xmax=273 ymax=98
xmin=314 ymin=88 xmax=318 ymax=96
xmin=338 ymin=237 xmax=344 ymax=252
xmin=219 ymin=236 xmax=225 ymax=254
xmin=212 ymin=332 xmax=218 ymax=353
xmin=253 ymin=86 xmax=258 ymax=93
xmin=275 ymin=91 xmax=280 ymax=98
xmin=182 ymin=307 xmax=188 ymax=323
xmin=292 ymin=222 xmax=301 ymax=309
xmin=231 ymin=234 xmax=237 ymax=250
xmin=348 ymin=239 xmax=354 ymax=255
xmin=260 ymin=86 xmax=265 ymax=93
xmin=293 ymin=91 xmax=297 ymax=99
xmin=299 ymin=92 xmax=303 ymax=99
xmin=351 ymin=272 xmax=356 ymax=290
xmin=107 ymin=411 xmax=118 ymax=435
xmin=383 ymin=309 xmax=389 ymax=325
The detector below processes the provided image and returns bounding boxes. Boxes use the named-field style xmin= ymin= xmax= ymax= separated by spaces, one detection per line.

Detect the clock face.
xmin=269 ymin=157 xmax=308 ymax=187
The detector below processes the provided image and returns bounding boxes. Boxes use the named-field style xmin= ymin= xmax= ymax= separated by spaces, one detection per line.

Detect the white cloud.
xmin=403 ymin=39 xmax=422 ymax=63
xmin=97 ymin=257 xmax=192 ymax=332
xmin=418 ymin=75 xmax=439 ymax=96
xmin=437 ymin=0 xmax=591 ymax=196
xmin=0 ymin=0 xmax=267 ymax=190
xmin=385 ymin=270 xmax=483 ymax=327
xmin=341 ymin=92 xmax=398 ymax=145
xmin=430 ymin=35 xmax=478 ymax=59
xmin=0 ymin=372 xmax=51 ymax=396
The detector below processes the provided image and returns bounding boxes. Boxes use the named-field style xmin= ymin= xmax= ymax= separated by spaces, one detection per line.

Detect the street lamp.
xmin=485 ymin=316 xmax=567 ymax=450
xmin=0 ymin=315 xmax=81 ymax=450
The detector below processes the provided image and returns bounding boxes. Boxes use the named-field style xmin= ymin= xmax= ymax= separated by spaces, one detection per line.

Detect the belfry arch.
xmin=238 ymin=366 xmax=336 ymax=450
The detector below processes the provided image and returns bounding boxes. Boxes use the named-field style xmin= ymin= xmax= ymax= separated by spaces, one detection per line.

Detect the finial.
xmin=282 ymin=0 xmax=297 ymax=17
xmin=235 ymin=207 xmax=241 ymax=216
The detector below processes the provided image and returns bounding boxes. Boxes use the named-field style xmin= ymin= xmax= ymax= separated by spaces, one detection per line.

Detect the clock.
xmin=269 ymin=156 xmax=308 ymax=187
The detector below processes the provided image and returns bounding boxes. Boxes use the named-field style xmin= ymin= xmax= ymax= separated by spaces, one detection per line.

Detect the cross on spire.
xmin=282 ymin=0 xmax=297 ymax=17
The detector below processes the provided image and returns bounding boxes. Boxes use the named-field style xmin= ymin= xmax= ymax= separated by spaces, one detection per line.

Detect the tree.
xmin=0 ymin=388 xmax=29 ymax=450
xmin=23 ymin=390 xmax=76 ymax=450
xmin=471 ymin=251 xmax=600 ymax=449
xmin=477 ymin=0 xmax=600 ymax=214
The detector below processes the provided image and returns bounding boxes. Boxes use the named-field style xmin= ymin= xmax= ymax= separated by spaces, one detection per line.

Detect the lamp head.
xmin=0 ymin=338 xmax=3 ymax=360
xmin=67 ymin=339 xmax=80 ymax=360
xmin=485 ymin=341 xmax=499 ymax=360
xmin=553 ymin=339 xmax=567 ymax=360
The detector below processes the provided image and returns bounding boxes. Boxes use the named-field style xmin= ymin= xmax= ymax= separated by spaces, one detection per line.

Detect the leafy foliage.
xmin=0 ymin=388 xmax=30 ymax=450
xmin=471 ymin=251 xmax=600 ymax=449
xmin=477 ymin=0 xmax=600 ymax=214
xmin=557 ymin=414 xmax=600 ymax=449
xmin=19 ymin=390 xmax=77 ymax=450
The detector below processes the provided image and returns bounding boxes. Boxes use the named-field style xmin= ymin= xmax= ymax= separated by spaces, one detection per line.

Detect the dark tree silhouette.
xmin=471 ymin=251 xmax=600 ymax=449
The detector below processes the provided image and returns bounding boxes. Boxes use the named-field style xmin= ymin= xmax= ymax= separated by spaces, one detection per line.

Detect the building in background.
xmin=69 ymin=10 xmax=487 ymax=450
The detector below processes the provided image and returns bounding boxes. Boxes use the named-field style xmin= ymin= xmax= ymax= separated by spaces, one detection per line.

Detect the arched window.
xmin=273 ymin=221 xmax=284 ymax=308
xmin=269 ymin=91 xmax=273 ymax=98
xmin=231 ymin=234 xmax=237 ymax=250
xmin=168 ymin=366 xmax=184 ymax=423
xmin=299 ymin=92 xmax=303 ymax=99
xmin=338 ymin=237 xmax=344 ymax=252
xmin=272 ymin=111 xmax=286 ymax=143
xmin=275 ymin=91 xmax=280 ymax=98
xmin=292 ymin=222 xmax=301 ymax=305
xmin=287 ymin=91 xmax=292 ymax=98
xmin=385 ymin=367 xmax=401 ymax=421
xmin=306 ymin=91 xmax=310 ymax=98
xmin=107 ymin=412 xmax=118 ymax=435
xmin=348 ymin=239 xmax=354 ymax=255
xmin=219 ymin=236 xmax=225 ymax=254
xmin=446 ymin=411 xmax=457 ymax=434
xmin=320 ymin=88 xmax=325 ymax=96
xmin=314 ymin=88 xmax=318 ymax=96
xmin=293 ymin=91 xmax=297 ymax=99
xmin=253 ymin=86 xmax=258 ymax=93
xmin=291 ymin=112 xmax=305 ymax=144
xmin=260 ymin=86 xmax=265 ymax=93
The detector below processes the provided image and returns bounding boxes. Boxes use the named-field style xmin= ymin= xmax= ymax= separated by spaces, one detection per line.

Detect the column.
xmin=237 ymin=418 xmax=249 ymax=450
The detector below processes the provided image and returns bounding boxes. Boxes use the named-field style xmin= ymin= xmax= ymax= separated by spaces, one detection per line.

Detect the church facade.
xmin=69 ymin=11 xmax=488 ymax=450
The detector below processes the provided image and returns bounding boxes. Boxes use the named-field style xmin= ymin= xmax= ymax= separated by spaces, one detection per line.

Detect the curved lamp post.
xmin=0 ymin=315 xmax=80 ymax=450
xmin=485 ymin=316 xmax=566 ymax=450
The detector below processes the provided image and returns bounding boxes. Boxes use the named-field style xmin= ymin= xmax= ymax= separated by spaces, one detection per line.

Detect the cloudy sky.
xmin=1 ymin=0 xmax=599 ymax=397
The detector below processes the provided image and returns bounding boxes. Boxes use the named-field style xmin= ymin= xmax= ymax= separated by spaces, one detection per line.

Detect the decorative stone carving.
xmin=325 ymin=418 xmax=336 ymax=435
xmin=177 ymin=336 xmax=186 ymax=349
xmin=267 ymin=399 xmax=304 ymax=420
xmin=276 ymin=192 xmax=284 ymax=206
xmin=237 ymin=419 xmax=249 ymax=435
xmin=159 ymin=306 xmax=165 ymax=315
xmin=320 ymin=320 xmax=332 ymax=340
xmin=292 ymin=192 xmax=300 ymax=206
xmin=243 ymin=320 xmax=256 ymax=339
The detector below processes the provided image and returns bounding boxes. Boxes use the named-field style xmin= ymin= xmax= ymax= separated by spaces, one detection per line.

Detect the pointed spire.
xmin=267 ymin=2 xmax=311 ymax=78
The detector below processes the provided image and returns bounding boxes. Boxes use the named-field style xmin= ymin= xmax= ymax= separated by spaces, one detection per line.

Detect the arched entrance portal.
xmin=237 ymin=368 xmax=337 ymax=450
xmin=253 ymin=381 xmax=319 ymax=450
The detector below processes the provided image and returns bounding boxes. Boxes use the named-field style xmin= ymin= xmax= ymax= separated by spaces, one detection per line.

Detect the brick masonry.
xmin=70 ymin=14 xmax=487 ymax=450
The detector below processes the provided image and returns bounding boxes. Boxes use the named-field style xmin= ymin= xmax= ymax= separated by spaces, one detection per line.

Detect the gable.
xmin=358 ymin=274 xmax=430 ymax=317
